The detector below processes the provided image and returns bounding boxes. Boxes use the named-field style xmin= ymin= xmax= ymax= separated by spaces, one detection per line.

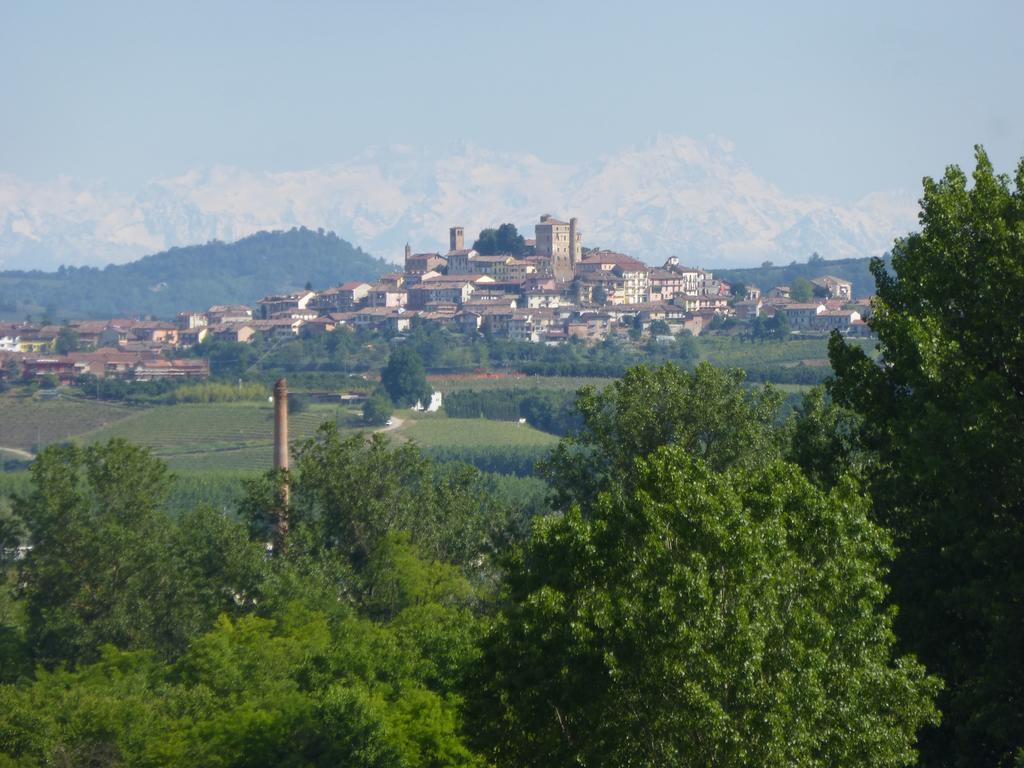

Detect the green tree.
xmin=15 ymin=440 xmax=263 ymax=665
xmin=473 ymin=223 xmax=526 ymax=256
xmin=55 ymin=326 xmax=79 ymax=354
xmin=542 ymin=362 xmax=782 ymax=508
xmin=242 ymin=424 xmax=506 ymax=572
xmin=362 ymin=393 xmax=394 ymax=426
xmin=472 ymin=441 xmax=938 ymax=766
xmin=791 ymin=276 xmax=814 ymax=302
xmin=783 ymin=386 xmax=865 ymax=489
xmin=628 ymin=314 xmax=643 ymax=341
xmin=380 ymin=345 xmax=431 ymax=408
xmin=591 ymin=284 xmax=608 ymax=305
xmin=828 ymin=147 xmax=1024 ymax=767
xmin=750 ymin=311 xmax=790 ymax=341
xmin=0 ymin=608 xmax=483 ymax=768
xmin=648 ymin=319 xmax=671 ymax=336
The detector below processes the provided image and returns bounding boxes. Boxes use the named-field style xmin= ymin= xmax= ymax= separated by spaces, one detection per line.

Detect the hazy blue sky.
xmin=2 ymin=0 xmax=1022 ymax=201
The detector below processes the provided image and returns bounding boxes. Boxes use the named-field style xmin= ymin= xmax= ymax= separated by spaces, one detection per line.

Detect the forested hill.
xmin=0 ymin=228 xmax=393 ymax=320
xmin=715 ymin=254 xmax=891 ymax=299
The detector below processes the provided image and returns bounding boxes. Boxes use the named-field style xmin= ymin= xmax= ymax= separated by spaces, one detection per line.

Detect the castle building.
xmin=534 ymin=215 xmax=582 ymax=282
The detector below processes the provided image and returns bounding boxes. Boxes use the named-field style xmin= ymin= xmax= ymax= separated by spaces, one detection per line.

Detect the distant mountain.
xmin=0 ymin=137 xmax=920 ymax=271
xmin=0 ymin=228 xmax=390 ymax=319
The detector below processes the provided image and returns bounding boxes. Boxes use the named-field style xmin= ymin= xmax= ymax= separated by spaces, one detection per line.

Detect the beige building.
xmin=445 ymin=226 xmax=481 ymax=274
xmin=576 ymin=251 xmax=650 ymax=305
xmin=811 ymin=275 xmax=853 ymax=301
xmin=535 ymin=215 xmax=582 ymax=282
xmin=404 ymin=245 xmax=447 ymax=278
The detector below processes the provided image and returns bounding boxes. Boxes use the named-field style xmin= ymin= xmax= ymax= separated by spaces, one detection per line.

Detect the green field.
xmin=696 ymin=336 xmax=876 ymax=368
xmin=80 ymin=402 xmax=361 ymax=472
xmin=398 ymin=416 xmax=559 ymax=449
xmin=0 ymin=394 xmax=136 ymax=452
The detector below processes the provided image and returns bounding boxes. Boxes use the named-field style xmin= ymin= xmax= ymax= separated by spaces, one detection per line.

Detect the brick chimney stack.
xmin=273 ymin=378 xmax=290 ymax=551
xmin=274 ymin=378 xmax=289 ymax=474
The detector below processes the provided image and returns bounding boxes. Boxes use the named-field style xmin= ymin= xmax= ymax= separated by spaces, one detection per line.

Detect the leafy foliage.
xmin=362 ymin=393 xmax=394 ymax=426
xmin=542 ymin=362 xmax=783 ymax=508
xmin=472 ymin=223 xmax=526 ymax=256
xmin=829 ymin=147 xmax=1024 ymax=767
xmin=472 ymin=362 xmax=939 ymax=767
xmin=791 ymin=276 xmax=815 ymax=302
xmin=381 ymin=345 xmax=431 ymax=408
xmin=14 ymin=440 xmax=266 ymax=665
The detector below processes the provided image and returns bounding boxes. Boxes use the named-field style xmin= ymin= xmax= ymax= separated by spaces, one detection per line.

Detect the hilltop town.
xmin=0 ymin=215 xmax=872 ymax=386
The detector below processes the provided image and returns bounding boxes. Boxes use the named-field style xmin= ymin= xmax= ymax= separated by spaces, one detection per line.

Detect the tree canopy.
xmin=380 ymin=345 xmax=431 ymax=408
xmin=790 ymin=276 xmax=815 ymax=302
xmin=472 ymin=223 xmax=526 ymax=256
xmin=471 ymin=363 xmax=939 ymax=767
xmin=829 ymin=146 xmax=1024 ymax=767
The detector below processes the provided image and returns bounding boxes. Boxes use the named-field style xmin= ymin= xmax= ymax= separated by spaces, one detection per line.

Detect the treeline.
xmin=63 ymin=374 xmax=270 ymax=405
xmin=444 ymin=388 xmax=582 ymax=436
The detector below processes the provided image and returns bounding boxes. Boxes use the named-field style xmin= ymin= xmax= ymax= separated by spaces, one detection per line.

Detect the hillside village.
xmin=0 ymin=215 xmax=872 ymax=386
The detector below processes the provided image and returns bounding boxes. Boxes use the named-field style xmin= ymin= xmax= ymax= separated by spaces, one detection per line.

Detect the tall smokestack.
xmin=274 ymin=378 xmax=289 ymax=473
xmin=273 ymin=378 xmax=290 ymax=551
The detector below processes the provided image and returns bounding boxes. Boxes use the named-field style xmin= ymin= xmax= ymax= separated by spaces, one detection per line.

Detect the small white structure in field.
xmin=412 ymin=391 xmax=443 ymax=413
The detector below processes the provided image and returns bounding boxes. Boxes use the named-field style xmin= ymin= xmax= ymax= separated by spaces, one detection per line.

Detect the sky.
xmin=1 ymin=0 xmax=1022 ymax=203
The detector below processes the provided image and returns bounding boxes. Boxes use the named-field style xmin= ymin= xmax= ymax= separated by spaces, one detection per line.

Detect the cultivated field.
xmin=0 ymin=394 xmax=136 ymax=451
xmin=80 ymin=402 xmax=361 ymax=473
xmin=398 ymin=415 xmax=559 ymax=449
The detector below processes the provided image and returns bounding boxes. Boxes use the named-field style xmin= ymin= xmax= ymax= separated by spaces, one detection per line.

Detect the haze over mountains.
xmin=0 ymin=136 xmax=919 ymax=272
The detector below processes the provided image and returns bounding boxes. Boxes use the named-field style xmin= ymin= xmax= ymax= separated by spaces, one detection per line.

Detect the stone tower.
xmin=569 ymin=217 xmax=579 ymax=272
xmin=449 ymin=226 xmax=464 ymax=252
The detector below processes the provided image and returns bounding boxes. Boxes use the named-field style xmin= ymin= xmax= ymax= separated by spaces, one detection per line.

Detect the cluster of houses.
xmin=0 ymin=214 xmax=871 ymax=387
xmin=0 ymin=318 xmax=211 ymax=386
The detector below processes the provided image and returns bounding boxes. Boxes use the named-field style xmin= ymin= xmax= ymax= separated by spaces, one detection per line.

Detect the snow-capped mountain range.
xmin=0 ymin=136 xmax=919 ymax=272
